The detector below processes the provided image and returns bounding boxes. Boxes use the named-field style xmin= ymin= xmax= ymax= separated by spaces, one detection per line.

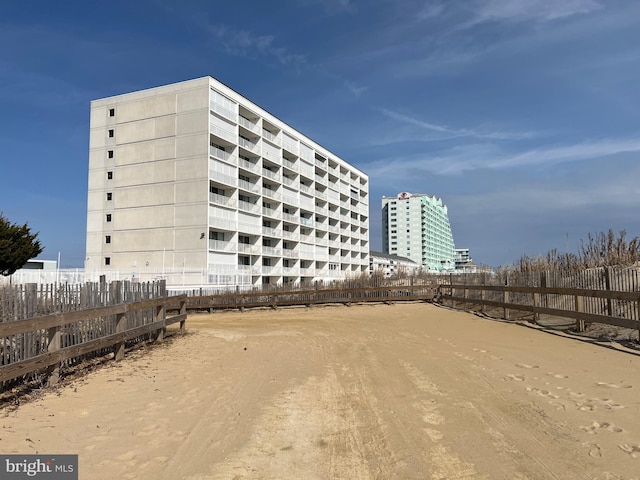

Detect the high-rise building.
xmin=381 ymin=192 xmax=455 ymax=271
xmin=86 ymin=77 xmax=369 ymax=286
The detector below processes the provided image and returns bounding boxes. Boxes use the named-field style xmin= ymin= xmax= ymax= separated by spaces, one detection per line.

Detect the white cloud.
xmin=472 ymin=0 xmax=603 ymax=24
xmin=366 ymin=136 xmax=640 ymax=177
xmin=378 ymin=108 xmax=536 ymax=142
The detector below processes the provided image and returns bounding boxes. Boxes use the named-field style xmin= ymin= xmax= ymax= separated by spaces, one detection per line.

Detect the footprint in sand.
xmin=505 ymin=374 xmax=525 ymax=382
xmin=618 ymin=443 xmax=640 ymax=458
xmin=595 ymin=382 xmax=632 ymax=389
xmin=515 ymin=363 xmax=539 ymax=369
xmin=546 ymin=372 xmax=569 ymax=379
xmin=585 ymin=443 xmax=602 ymax=458
xmin=580 ymin=421 xmax=624 ymax=435
xmin=526 ymin=386 xmax=559 ymax=399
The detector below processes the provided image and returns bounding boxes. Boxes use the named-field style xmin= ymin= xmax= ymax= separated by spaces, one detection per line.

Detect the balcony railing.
xmin=282 ymin=139 xmax=297 ymax=153
xmin=209 ymin=217 xmax=237 ymax=230
xmin=209 ymin=145 xmax=232 ymax=162
xmin=262 ymin=246 xmax=282 ymax=256
xmin=210 ymin=123 xmax=237 ymax=144
xmin=208 ymin=240 xmax=236 ymax=252
xmin=262 ymin=169 xmax=281 ymax=182
xmin=262 ymin=266 xmax=282 ymax=275
xmin=282 ymin=212 xmax=297 ymax=223
xmin=239 ymin=115 xmax=258 ymax=132
xmin=238 ymin=244 xmax=260 ymax=255
xmin=239 ymin=136 xmax=259 ymax=153
xmin=262 ymin=207 xmax=281 ymax=219
xmin=282 ymin=267 xmax=299 ymax=275
xmin=300 ymin=217 xmax=314 ymax=227
xmin=238 ymin=159 xmax=260 ymax=173
xmin=282 ymin=159 xmax=297 ymax=171
xmin=209 ymin=192 xmax=236 ymax=208
xmin=299 ymin=183 xmax=313 ymax=195
xmin=262 ymin=129 xmax=280 ymax=145
xmin=282 ymin=230 xmax=298 ymax=240
xmin=238 ymin=200 xmax=260 ymax=214
xmin=282 ymin=177 xmax=296 ymax=188
xmin=262 ymin=188 xmax=281 ymax=200
xmin=282 ymin=249 xmax=299 ymax=258
xmin=238 ymin=179 xmax=260 ymax=193
xmin=315 ymin=190 xmax=327 ymax=200
xmin=210 ymin=101 xmax=237 ymax=122
xmin=262 ymin=226 xmax=282 ymax=237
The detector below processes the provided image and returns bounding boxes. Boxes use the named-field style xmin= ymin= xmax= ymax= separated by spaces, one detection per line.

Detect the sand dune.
xmin=1 ymin=303 xmax=639 ymax=479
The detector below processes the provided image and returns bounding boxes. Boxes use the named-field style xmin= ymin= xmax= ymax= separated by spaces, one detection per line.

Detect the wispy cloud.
xmin=297 ymin=0 xmax=357 ymax=14
xmin=378 ymin=108 xmax=536 ymax=142
xmin=366 ymin=136 xmax=640 ymax=176
xmin=470 ymin=0 xmax=603 ymax=25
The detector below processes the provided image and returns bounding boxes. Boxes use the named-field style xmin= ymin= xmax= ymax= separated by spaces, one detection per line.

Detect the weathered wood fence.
xmin=439 ymin=269 xmax=640 ymax=339
xmin=179 ymin=281 xmax=437 ymax=311
xmin=1 ymin=281 xmax=187 ymax=388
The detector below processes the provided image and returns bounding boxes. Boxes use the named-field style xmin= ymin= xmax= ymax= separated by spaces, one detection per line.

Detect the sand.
xmin=1 ymin=302 xmax=639 ymax=479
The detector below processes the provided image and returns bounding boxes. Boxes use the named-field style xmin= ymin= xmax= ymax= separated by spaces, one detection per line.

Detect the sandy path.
xmin=1 ymin=303 xmax=640 ymax=479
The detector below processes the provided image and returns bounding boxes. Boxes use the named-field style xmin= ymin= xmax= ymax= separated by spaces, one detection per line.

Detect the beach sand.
xmin=1 ymin=302 xmax=639 ymax=479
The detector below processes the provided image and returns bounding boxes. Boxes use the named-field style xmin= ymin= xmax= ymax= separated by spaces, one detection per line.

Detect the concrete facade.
xmin=86 ymin=77 xmax=369 ymax=286
xmin=369 ymin=251 xmax=421 ymax=277
xmin=381 ymin=192 xmax=455 ymax=271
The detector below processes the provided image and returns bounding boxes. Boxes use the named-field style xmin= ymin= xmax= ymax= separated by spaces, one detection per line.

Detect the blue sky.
xmin=1 ymin=0 xmax=639 ymax=268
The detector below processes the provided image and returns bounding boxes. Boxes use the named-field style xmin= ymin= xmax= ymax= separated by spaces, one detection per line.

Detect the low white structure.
xmin=369 ymin=251 xmax=421 ymax=277
xmin=454 ymin=248 xmax=476 ymax=272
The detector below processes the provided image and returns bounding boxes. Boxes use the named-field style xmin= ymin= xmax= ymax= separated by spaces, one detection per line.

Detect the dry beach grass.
xmin=1 ymin=302 xmax=639 ymax=479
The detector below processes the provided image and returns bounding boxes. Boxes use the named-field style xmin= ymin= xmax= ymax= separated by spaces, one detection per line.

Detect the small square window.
xmin=106 ymin=214 xmax=112 ymax=222
xmin=108 ymin=129 xmax=114 ymax=138
xmin=105 ymin=257 xmax=111 ymax=266
xmin=106 ymin=192 xmax=112 ymax=201
xmin=108 ymin=150 xmax=114 ymax=159
xmin=109 ymin=108 xmax=115 ymax=117
xmin=105 ymin=235 xmax=111 ymax=244
xmin=107 ymin=171 xmax=113 ymax=180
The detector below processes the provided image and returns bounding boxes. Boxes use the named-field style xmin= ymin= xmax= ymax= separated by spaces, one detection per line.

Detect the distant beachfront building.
xmin=381 ymin=192 xmax=455 ymax=271
xmin=369 ymin=251 xmax=421 ymax=277
xmin=85 ymin=76 xmax=369 ymax=287
xmin=454 ymin=248 xmax=476 ymax=272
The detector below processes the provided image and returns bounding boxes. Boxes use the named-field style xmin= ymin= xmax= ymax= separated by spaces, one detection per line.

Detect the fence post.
xmin=480 ymin=273 xmax=486 ymax=314
xmin=575 ymin=295 xmax=585 ymax=333
xmin=503 ymin=274 xmax=510 ymax=321
xmin=532 ymin=291 xmax=540 ymax=324
xmin=46 ymin=325 xmax=61 ymax=386
xmin=604 ymin=267 xmax=613 ymax=317
xmin=179 ymin=298 xmax=187 ymax=332
xmin=449 ymin=273 xmax=454 ymax=308
xmin=154 ymin=303 xmax=165 ymax=342
xmin=463 ymin=287 xmax=468 ymax=311
xmin=111 ymin=281 xmax=126 ymax=361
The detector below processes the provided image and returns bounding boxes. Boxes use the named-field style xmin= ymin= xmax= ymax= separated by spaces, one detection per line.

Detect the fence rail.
xmin=440 ymin=283 xmax=640 ymax=336
xmin=181 ymin=283 xmax=437 ymax=311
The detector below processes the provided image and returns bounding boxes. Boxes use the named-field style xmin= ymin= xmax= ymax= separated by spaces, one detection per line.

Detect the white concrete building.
xmin=86 ymin=77 xmax=369 ymax=287
xmin=381 ymin=192 xmax=455 ymax=272
xmin=369 ymin=251 xmax=421 ymax=277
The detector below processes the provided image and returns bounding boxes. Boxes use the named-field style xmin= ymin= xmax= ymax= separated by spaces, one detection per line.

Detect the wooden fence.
xmin=179 ymin=280 xmax=437 ymax=311
xmin=1 ymin=281 xmax=187 ymax=388
xmin=439 ymin=268 xmax=640 ymax=335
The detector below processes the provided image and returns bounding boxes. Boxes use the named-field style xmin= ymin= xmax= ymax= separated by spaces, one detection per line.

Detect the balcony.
xmin=262 ymin=246 xmax=282 ymax=256
xmin=262 ymin=169 xmax=281 ymax=182
xmin=238 ymin=179 xmax=260 ymax=194
xmin=262 ymin=207 xmax=281 ymax=219
xmin=239 ymin=136 xmax=259 ymax=153
xmin=315 ymin=190 xmax=327 ymax=200
xmin=282 ymin=212 xmax=297 ymax=223
xmin=209 ymin=192 xmax=236 ymax=208
xmin=282 ymin=158 xmax=298 ymax=171
xmin=210 ymin=101 xmax=237 ymax=123
xmin=299 ymin=267 xmax=314 ymax=276
xmin=209 ymin=239 xmax=236 ymax=252
xmin=315 ymin=175 xmax=327 ymax=186
xmin=262 ymin=187 xmax=281 ymax=200
xmin=282 ymin=177 xmax=296 ymax=188
xmin=209 ymin=145 xmax=233 ymax=163
xmin=238 ymin=244 xmax=260 ymax=255
xmin=209 ymin=217 xmax=237 ymax=230
xmin=210 ymin=123 xmax=237 ymax=144
xmin=282 ymin=230 xmax=298 ymax=240
xmin=262 ymin=226 xmax=282 ymax=237
xmin=262 ymin=129 xmax=280 ymax=145
xmin=282 ymin=267 xmax=299 ymax=275
xmin=238 ymin=200 xmax=260 ymax=214
xmin=282 ymin=249 xmax=299 ymax=258
xmin=262 ymin=266 xmax=282 ymax=275
xmin=300 ymin=217 xmax=314 ymax=227
xmin=282 ymin=139 xmax=298 ymax=154
xmin=238 ymin=159 xmax=260 ymax=174
xmin=239 ymin=115 xmax=259 ymax=132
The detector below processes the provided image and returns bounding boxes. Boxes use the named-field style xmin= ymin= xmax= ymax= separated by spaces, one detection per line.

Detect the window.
xmin=106 ymin=192 xmax=112 ymax=201
xmin=105 ymin=257 xmax=111 ymax=266
xmin=108 ymin=150 xmax=114 ymax=159
xmin=109 ymin=108 xmax=115 ymax=117
xmin=105 ymin=235 xmax=111 ymax=244
xmin=108 ymin=129 xmax=114 ymax=138
xmin=107 ymin=171 xmax=113 ymax=180
xmin=106 ymin=214 xmax=112 ymax=222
